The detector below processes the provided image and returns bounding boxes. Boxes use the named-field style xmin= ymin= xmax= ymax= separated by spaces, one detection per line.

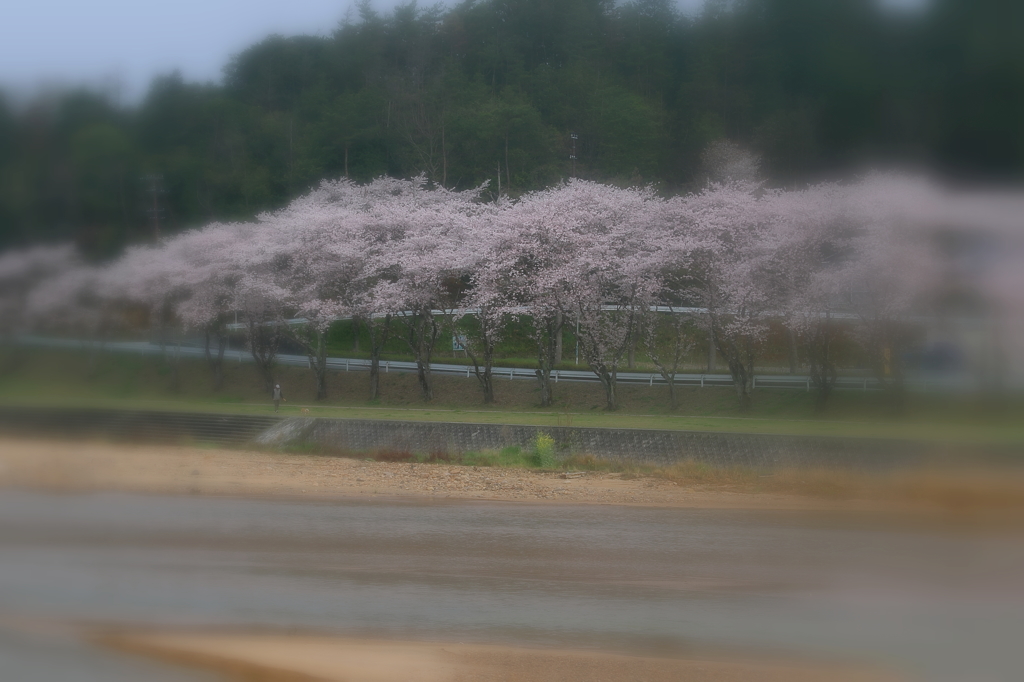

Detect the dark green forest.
xmin=0 ymin=0 xmax=1021 ymax=256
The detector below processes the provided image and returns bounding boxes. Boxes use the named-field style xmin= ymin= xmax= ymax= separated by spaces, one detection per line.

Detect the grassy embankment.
xmin=1 ymin=347 xmax=1021 ymax=447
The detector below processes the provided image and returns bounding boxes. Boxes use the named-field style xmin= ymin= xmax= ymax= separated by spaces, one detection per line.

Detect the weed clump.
xmin=531 ymin=433 xmax=558 ymax=468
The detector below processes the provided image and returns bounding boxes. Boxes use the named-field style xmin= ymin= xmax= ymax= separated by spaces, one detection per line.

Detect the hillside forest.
xmin=0 ymin=0 xmax=1021 ymax=256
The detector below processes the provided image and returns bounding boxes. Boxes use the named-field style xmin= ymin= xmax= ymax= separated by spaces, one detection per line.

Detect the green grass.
xmin=1 ymin=347 xmax=1022 ymax=446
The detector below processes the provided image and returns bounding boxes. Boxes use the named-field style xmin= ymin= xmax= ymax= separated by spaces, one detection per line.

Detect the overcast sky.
xmin=2 ymin=0 xmax=922 ymax=104
xmin=0 ymin=0 xmax=715 ymax=103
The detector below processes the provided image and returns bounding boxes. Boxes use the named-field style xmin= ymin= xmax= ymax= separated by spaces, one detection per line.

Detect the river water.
xmin=0 ymin=491 xmax=1021 ymax=681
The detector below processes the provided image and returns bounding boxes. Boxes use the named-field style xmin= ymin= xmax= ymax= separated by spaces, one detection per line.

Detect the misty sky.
xmin=0 ymin=0 xmax=716 ymax=102
xmin=2 ymin=0 xmax=923 ymax=103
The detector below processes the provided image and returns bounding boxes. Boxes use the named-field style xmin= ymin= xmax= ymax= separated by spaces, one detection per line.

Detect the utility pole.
xmin=570 ymin=132 xmax=578 ymax=178
xmin=142 ymin=173 xmax=166 ymax=241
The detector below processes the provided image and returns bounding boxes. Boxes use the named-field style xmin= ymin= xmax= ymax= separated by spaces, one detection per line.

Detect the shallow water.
xmin=0 ymin=491 xmax=1021 ymax=681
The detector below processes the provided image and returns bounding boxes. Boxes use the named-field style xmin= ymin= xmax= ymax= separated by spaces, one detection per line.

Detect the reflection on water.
xmin=0 ymin=491 xmax=1022 ymax=681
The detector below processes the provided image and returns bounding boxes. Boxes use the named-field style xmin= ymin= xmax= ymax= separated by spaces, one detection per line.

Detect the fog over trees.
xmin=0 ymin=0 xmax=1021 ymax=254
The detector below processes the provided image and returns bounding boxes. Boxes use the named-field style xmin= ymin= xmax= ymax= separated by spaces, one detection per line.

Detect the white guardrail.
xmin=14 ymin=335 xmax=985 ymax=393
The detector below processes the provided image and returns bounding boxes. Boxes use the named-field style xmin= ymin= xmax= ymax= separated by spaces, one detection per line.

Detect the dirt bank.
xmin=3 ymin=436 xmax=1024 ymax=518
xmin=102 ymin=632 xmax=907 ymax=682
xmin=0 ymin=436 xmax=820 ymax=509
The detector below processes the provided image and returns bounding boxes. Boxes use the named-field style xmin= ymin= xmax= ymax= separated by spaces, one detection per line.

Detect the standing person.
xmin=272 ymin=384 xmax=285 ymax=412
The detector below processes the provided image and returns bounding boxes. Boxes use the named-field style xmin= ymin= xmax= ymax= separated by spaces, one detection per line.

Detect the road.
xmin=1 ymin=490 xmax=1022 ymax=680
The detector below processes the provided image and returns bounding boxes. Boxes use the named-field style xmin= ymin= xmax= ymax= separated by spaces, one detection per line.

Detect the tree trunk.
xmin=464 ymin=337 xmax=496 ymax=404
xmin=170 ymin=341 xmax=182 ymax=393
xmin=807 ymin=317 xmax=838 ymax=408
xmin=416 ymin=362 xmax=433 ymax=401
xmin=306 ymin=328 xmax=329 ymax=401
xmin=533 ymin=314 xmax=562 ymax=408
xmin=598 ymin=368 xmax=618 ymax=411
xmin=554 ymin=312 xmax=563 ymax=365
xmin=249 ymin=336 xmax=276 ymax=394
xmin=645 ymin=312 xmax=689 ymax=412
xmin=245 ymin=317 xmax=279 ymax=395
xmin=367 ymin=315 xmax=390 ymax=401
xmin=369 ymin=360 xmax=381 ymax=400
xmin=402 ymin=309 xmax=437 ymax=402
xmin=728 ymin=355 xmax=753 ymax=410
xmin=313 ymin=367 xmax=327 ymax=401
xmin=715 ymin=333 xmax=754 ymax=411
xmin=574 ymin=307 xmax=638 ymax=412
xmin=787 ymin=326 xmax=798 ymax=374
xmin=707 ymin=328 xmax=716 ymax=371
xmin=253 ymin=353 xmax=275 ymax=394
xmin=536 ymin=366 xmax=553 ymax=407
xmin=204 ymin=329 xmax=226 ymax=391
xmin=481 ymin=367 xmax=494 ymax=403
xmin=476 ymin=347 xmax=495 ymax=404
xmin=415 ymin=317 xmax=437 ymax=402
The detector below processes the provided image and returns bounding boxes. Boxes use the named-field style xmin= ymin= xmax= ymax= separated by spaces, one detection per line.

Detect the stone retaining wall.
xmin=267 ymin=417 xmax=937 ymax=470
xmin=3 ymin=407 xmax=1012 ymax=471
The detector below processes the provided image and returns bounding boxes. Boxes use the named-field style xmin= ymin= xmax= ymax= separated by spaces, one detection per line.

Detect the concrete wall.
xmin=4 ymin=407 xmax=1009 ymax=471
xmin=284 ymin=417 xmax=934 ymax=470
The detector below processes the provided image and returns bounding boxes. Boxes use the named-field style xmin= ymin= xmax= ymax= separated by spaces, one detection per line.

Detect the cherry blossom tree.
xmin=358 ymin=176 xmax=490 ymax=401
xmin=166 ymin=225 xmax=253 ymax=391
xmin=231 ymin=272 xmax=286 ymax=394
xmin=450 ymin=270 xmax=509 ymax=403
xmin=641 ymin=307 xmax=694 ymax=410
xmin=492 ymin=181 xmax=664 ymax=409
xmin=659 ymin=182 xmax=781 ymax=409
xmin=492 ymin=188 xmax=574 ymax=407
xmin=641 ymin=200 xmax=707 ymax=409
xmin=835 ymin=174 xmax=959 ymax=399
xmin=765 ymin=183 xmax=852 ymax=407
xmin=248 ymin=175 xmax=445 ymax=400
xmin=110 ymin=224 xmax=254 ymax=390
xmin=14 ymin=168 xmax=1017 ymax=409
xmin=446 ymin=207 xmax=511 ymax=405
xmin=245 ymin=206 xmax=362 ymax=401
xmin=25 ymin=261 xmax=120 ymax=373
xmin=0 ymin=244 xmax=81 ymax=342
xmin=558 ymin=184 xmax=661 ymax=410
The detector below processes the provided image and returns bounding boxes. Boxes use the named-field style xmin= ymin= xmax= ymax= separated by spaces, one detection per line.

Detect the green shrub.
xmin=531 ymin=432 xmax=557 ymax=468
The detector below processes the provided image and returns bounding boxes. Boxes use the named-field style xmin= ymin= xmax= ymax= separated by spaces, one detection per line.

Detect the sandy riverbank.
xmin=100 ymin=631 xmax=908 ymax=682
xmin=0 ymin=436 xmax=814 ymax=509
xmin=0 ymin=436 xmax=913 ymax=512
xmin=1 ymin=436 xmax=1022 ymax=517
